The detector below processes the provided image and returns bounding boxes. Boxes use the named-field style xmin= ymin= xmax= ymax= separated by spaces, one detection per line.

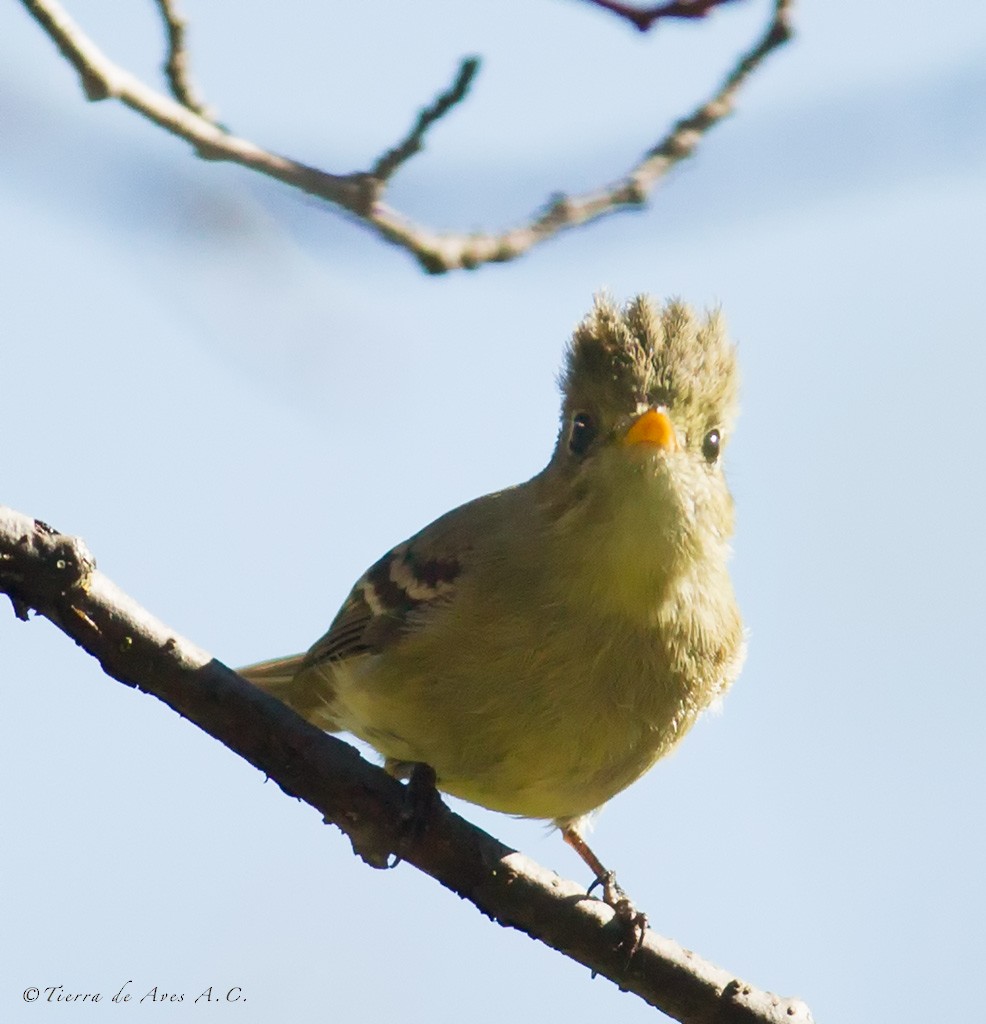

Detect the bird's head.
xmin=541 ymin=294 xmax=740 ymax=604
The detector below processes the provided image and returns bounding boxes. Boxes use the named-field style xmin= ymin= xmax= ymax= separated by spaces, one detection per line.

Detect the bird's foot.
xmin=390 ymin=762 xmax=439 ymax=866
xmin=589 ymin=870 xmax=648 ymax=959
xmin=563 ymin=826 xmax=648 ymax=959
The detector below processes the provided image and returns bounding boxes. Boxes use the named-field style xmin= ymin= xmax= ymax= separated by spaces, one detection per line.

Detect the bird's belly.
xmin=325 ymin=619 xmax=702 ymax=824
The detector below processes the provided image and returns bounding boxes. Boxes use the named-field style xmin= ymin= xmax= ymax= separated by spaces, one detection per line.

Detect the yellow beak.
xmin=623 ymin=408 xmax=678 ymax=451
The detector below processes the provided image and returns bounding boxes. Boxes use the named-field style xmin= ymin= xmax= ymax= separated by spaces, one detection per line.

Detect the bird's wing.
xmin=302 ymin=488 xmax=515 ymax=666
xmin=303 ymin=540 xmax=463 ymax=664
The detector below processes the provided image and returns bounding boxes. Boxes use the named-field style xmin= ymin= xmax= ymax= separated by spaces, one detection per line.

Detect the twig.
xmin=372 ymin=57 xmax=481 ymax=181
xmin=152 ymin=0 xmax=214 ymax=119
xmin=0 ymin=505 xmax=814 ymax=1023
xmin=16 ymin=0 xmax=793 ymax=271
xmin=579 ymin=0 xmax=744 ymax=33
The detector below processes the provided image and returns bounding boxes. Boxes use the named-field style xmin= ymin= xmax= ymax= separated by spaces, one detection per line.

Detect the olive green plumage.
xmin=240 ymin=294 xmax=744 ymax=835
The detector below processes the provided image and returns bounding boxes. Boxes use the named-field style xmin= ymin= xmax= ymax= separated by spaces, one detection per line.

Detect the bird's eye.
xmin=702 ymin=429 xmax=721 ymax=463
xmin=569 ymin=413 xmax=597 ymax=457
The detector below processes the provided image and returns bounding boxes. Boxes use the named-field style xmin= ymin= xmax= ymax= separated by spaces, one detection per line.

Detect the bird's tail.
xmin=237 ymin=654 xmax=340 ymax=731
xmin=237 ymin=654 xmax=306 ymax=697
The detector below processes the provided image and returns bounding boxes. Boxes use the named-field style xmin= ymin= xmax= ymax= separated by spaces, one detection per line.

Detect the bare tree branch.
xmin=371 ymin=56 xmax=481 ymax=182
xmin=151 ymin=0 xmax=214 ymax=119
xmin=578 ymin=0 xmax=744 ymax=33
xmin=16 ymin=0 xmax=793 ymax=273
xmin=0 ymin=504 xmax=814 ymax=1024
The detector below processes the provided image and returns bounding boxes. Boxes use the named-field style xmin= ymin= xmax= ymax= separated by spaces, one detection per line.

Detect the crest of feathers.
xmin=560 ymin=294 xmax=739 ymax=442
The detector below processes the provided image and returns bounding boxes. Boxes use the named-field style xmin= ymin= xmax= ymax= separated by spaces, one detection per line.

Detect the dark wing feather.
xmin=303 ymin=539 xmax=464 ymax=667
xmin=301 ymin=487 xmax=521 ymax=668
xmin=306 ymin=589 xmax=377 ymax=662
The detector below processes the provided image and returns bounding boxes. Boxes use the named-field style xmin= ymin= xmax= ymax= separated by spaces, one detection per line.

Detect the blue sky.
xmin=2 ymin=2 xmax=985 ymax=1022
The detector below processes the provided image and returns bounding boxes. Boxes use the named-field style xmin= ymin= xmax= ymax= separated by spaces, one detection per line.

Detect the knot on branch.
xmin=715 ymin=978 xmax=815 ymax=1023
xmin=0 ymin=516 xmax=95 ymax=620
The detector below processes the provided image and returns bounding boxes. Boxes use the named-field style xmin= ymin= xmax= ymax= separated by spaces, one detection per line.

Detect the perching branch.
xmin=16 ymin=0 xmax=793 ymax=273
xmin=0 ymin=504 xmax=813 ymax=1024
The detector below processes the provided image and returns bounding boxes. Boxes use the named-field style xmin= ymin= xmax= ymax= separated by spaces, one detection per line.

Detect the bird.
xmin=239 ymin=293 xmax=745 ymax=915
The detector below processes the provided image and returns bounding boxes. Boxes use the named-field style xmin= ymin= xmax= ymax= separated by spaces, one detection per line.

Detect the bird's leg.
xmin=403 ymin=761 xmax=440 ymax=830
xmin=387 ymin=760 xmax=440 ymax=866
xmin=563 ymin=827 xmax=622 ymax=903
xmin=562 ymin=827 xmax=648 ymax=956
